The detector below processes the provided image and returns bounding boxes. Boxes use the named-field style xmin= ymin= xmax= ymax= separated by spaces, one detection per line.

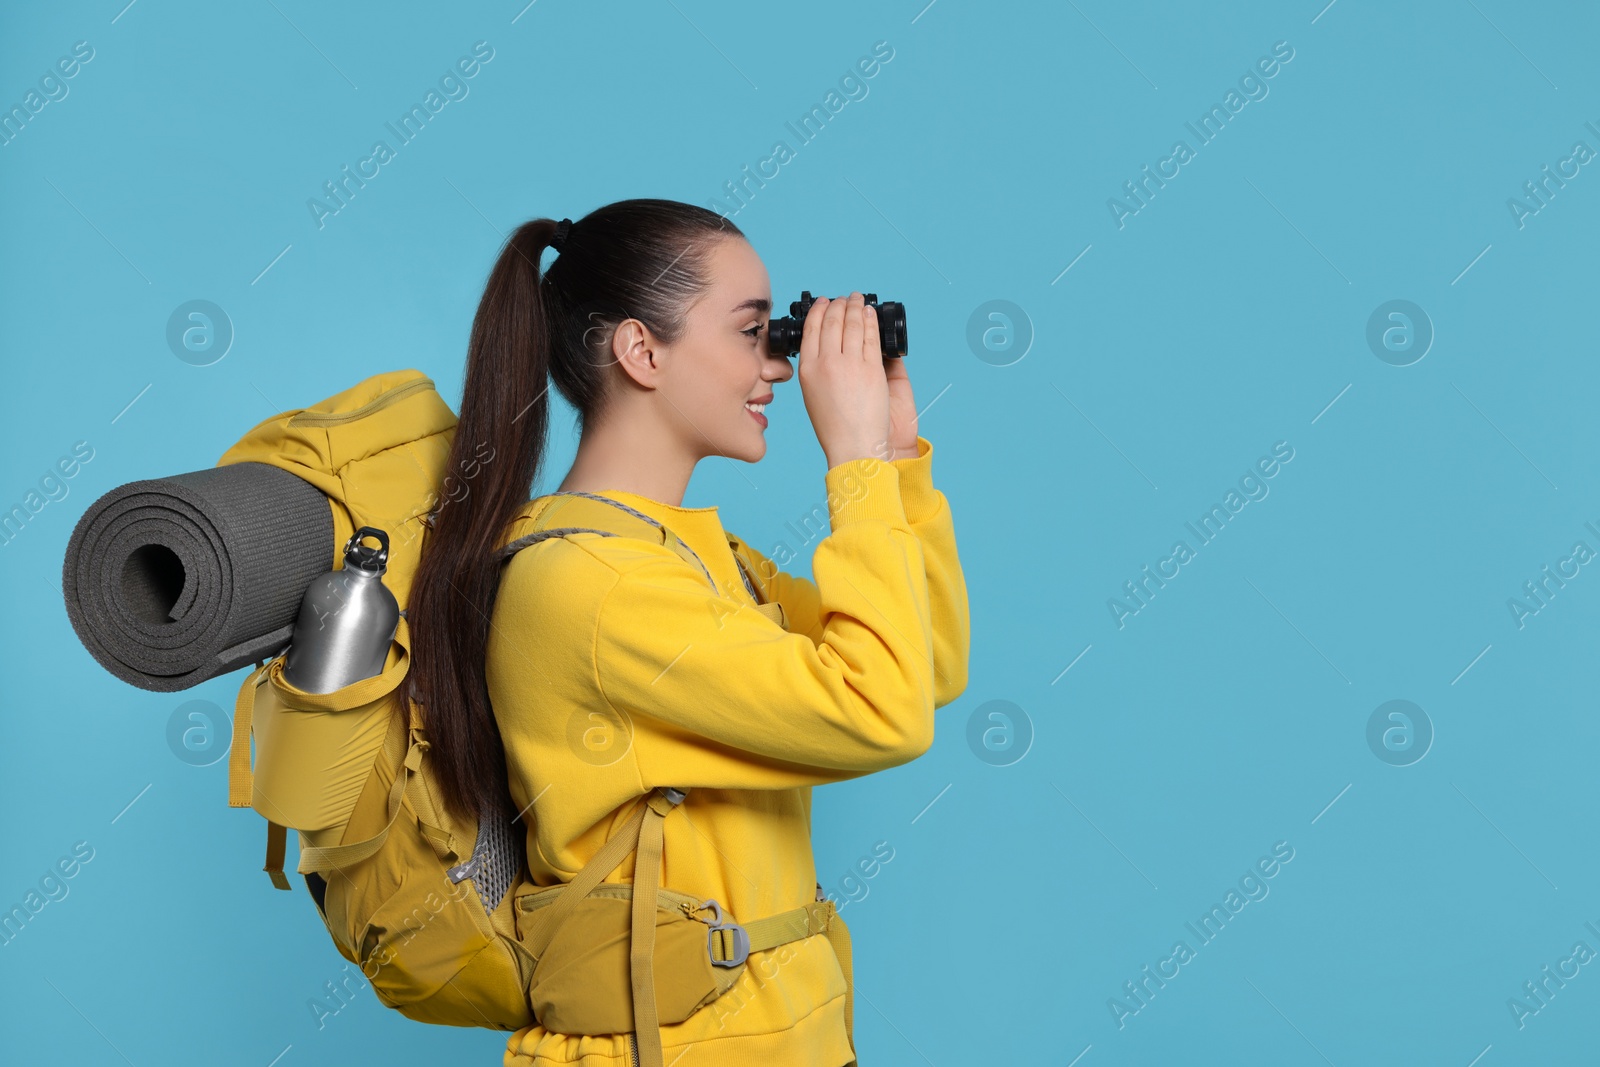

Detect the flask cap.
xmin=344 ymin=527 xmax=390 ymax=573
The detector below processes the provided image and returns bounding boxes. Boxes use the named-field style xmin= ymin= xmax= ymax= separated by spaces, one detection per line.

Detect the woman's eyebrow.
xmin=730 ymin=297 xmax=771 ymax=316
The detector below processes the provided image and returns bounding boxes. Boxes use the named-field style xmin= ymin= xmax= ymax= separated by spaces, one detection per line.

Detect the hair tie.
xmin=551 ymin=218 xmax=572 ymax=252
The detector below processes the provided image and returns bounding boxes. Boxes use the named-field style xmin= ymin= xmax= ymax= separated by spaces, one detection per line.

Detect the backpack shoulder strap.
xmin=496 ymin=492 xmax=718 ymax=592
xmin=726 ymin=537 xmax=786 ymax=630
xmin=498 ymin=492 xmax=784 ymax=629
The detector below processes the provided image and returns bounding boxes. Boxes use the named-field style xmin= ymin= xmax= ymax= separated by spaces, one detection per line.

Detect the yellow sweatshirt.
xmin=487 ymin=435 xmax=970 ymax=1067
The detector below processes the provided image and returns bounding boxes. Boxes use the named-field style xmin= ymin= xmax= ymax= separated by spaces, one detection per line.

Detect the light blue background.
xmin=3 ymin=1 xmax=1598 ymax=1064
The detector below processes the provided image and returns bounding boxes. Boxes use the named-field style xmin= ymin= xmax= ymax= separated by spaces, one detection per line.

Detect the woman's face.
xmin=619 ymin=236 xmax=794 ymax=464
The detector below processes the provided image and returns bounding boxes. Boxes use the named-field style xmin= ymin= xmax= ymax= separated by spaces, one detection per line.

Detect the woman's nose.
xmin=765 ymin=353 xmax=795 ymax=383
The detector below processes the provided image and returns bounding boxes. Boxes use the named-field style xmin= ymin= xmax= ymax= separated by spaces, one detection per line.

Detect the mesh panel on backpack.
xmin=473 ymin=804 xmax=523 ymax=912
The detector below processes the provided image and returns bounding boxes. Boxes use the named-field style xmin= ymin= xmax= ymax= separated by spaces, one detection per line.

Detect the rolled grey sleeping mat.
xmin=62 ymin=462 xmax=333 ymax=693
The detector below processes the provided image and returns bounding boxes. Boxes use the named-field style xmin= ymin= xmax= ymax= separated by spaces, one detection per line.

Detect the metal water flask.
xmin=282 ymin=526 xmax=400 ymax=694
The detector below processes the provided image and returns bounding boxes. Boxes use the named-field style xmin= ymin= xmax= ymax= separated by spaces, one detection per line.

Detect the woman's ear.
xmin=608 ymin=318 xmax=663 ymax=386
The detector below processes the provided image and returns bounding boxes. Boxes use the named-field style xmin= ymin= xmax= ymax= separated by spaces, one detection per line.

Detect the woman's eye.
xmin=743 ymin=324 xmax=764 ymax=340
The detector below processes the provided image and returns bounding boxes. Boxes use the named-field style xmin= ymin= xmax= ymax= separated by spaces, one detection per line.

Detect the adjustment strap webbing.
xmin=740 ymin=899 xmax=834 ymax=952
xmin=227 ymin=662 xmax=272 ymax=808
xmin=630 ymin=792 xmax=677 ymax=1067
xmin=264 ymin=821 xmax=291 ymax=891
xmin=398 ymin=702 xmax=462 ymax=865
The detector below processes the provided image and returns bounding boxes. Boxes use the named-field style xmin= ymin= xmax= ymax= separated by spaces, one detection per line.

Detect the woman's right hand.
xmin=797 ymin=292 xmax=893 ymax=470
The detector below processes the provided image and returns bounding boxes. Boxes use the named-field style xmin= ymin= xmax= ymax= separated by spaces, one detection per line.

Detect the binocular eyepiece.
xmin=766 ymin=291 xmax=908 ymax=359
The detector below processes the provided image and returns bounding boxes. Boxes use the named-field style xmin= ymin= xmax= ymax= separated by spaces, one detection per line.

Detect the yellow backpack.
xmin=223 ymin=369 xmax=857 ymax=1066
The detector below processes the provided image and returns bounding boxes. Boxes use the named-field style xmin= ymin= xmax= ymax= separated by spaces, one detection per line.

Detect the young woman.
xmin=407 ymin=199 xmax=970 ymax=1067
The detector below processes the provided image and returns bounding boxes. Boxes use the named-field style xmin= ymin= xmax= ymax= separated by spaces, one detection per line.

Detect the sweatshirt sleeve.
xmin=888 ymin=435 xmax=971 ymax=707
xmin=729 ymin=435 xmax=970 ymax=709
xmin=591 ymin=455 xmax=939 ymax=791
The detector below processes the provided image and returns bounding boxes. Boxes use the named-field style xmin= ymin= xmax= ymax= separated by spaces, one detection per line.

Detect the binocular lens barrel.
xmin=766 ymin=291 xmax=908 ymax=359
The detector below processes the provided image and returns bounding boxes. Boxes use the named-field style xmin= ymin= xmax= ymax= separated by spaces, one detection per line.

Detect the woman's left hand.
xmin=881 ymin=325 xmax=919 ymax=460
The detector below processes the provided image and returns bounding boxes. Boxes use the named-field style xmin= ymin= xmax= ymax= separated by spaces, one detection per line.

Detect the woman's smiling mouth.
xmin=745 ymin=394 xmax=771 ymax=427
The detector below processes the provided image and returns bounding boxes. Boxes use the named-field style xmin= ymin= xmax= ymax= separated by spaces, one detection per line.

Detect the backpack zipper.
xmin=286 ymin=376 xmax=435 ymax=427
xmin=629 ymin=1032 xmax=640 ymax=1067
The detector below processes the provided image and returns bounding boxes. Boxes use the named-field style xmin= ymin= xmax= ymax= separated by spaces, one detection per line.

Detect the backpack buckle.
xmin=446 ymin=853 xmax=482 ymax=884
xmin=699 ymin=899 xmax=749 ymax=967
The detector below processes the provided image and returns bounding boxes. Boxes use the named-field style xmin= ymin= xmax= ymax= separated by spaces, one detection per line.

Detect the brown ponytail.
xmin=408 ymin=200 xmax=742 ymax=825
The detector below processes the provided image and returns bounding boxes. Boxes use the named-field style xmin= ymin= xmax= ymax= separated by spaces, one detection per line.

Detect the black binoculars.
xmin=767 ymin=291 xmax=908 ymax=360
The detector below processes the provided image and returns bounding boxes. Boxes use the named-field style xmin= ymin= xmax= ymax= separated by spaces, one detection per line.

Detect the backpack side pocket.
xmin=249 ymin=638 xmax=407 ymax=833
